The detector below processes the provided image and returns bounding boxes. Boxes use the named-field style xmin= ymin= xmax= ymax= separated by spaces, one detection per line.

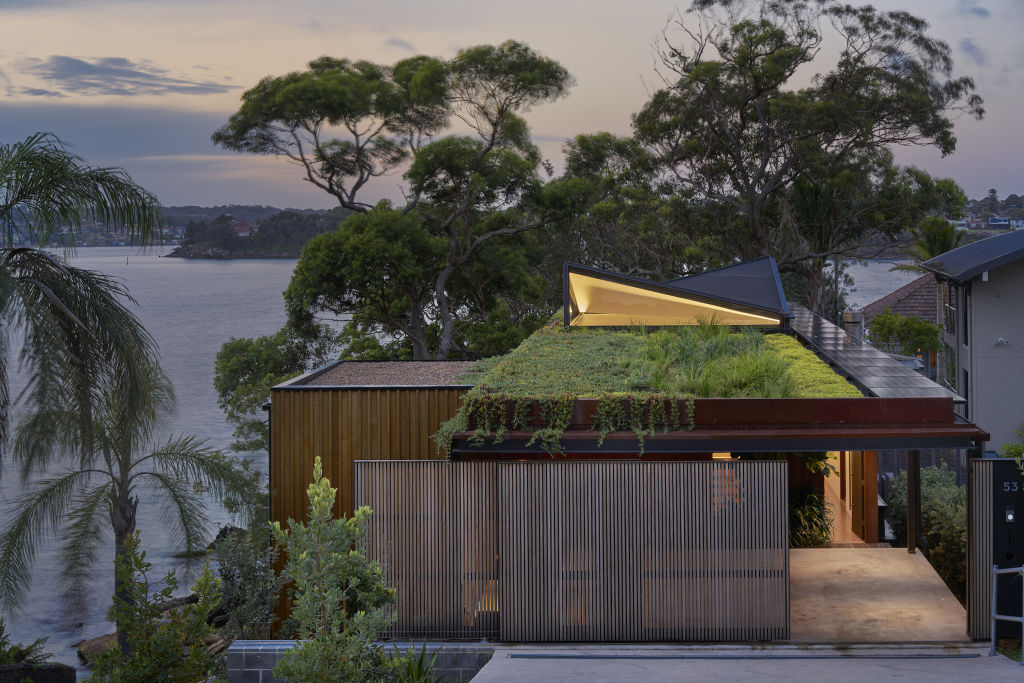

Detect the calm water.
xmin=1 ymin=247 xmax=296 ymax=667
xmin=0 ymin=250 xmax=916 ymax=667
xmin=844 ymin=258 xmax=918 ymax=309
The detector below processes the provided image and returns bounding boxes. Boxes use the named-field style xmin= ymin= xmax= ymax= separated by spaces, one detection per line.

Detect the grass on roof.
xmin=462 ymin=324 xmax=861 ymax=400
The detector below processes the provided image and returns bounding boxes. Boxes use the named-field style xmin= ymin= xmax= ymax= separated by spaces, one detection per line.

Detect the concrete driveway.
xmin=471 ymin=643 xmax=1021 ymax=682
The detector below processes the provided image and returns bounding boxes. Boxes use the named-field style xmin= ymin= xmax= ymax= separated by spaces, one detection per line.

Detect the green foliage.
xmin=789 ymin=488 xmax=834 ymax=548
xmin=220 ymin=42 xmax=574 ymax=361
xmin=0 ymin=618 xmax=50 ymax=665
xmin=213 ymin=523 xmax=280 ymax=641
xmin=892 ymin=216 xmax=965 ymax=273
xmin=634 ymin=1 xmax=981 ymax=308
xmin=393 ymin=643 xmax=443 ymax=683
xmin=868 ymin=308 xmax=942 ymax=356
xmin=181 ymin=208 xmax=352 ymax=254
xmin=884 ymin=465 xmax=967 ymax=602
xmin=89 ymin=533 xmax=220 ymax=682
xmin=215 ymin=324 xmax=341 ymax=451
xmin=1 ymin=132 xmax=161 ymax=249
xmin=270 ymin=457 xmax=396 ymax=683
xmin=435 ymin=325 xmax=860 ymax=456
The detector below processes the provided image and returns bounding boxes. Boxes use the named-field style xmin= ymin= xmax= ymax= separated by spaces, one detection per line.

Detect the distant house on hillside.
xmin=233 ymin=220 xmax=256 ymax=238
xmin=922 ymin=229 xmax=1024 ymax=451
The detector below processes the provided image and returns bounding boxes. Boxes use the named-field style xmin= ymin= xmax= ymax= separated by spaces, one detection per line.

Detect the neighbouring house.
xmin=266 ymin=258 xmax=1000 ymax=645
xmin=857 ymin=274 xmax=941 ymax=377
xmin=922 ymin=229 xmax=1024 ymax=452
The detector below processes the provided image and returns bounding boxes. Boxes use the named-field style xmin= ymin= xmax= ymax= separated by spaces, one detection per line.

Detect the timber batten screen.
xmin=355 ymin=460 xmax=789 ymax=642
xmin=355 ymin=461 xmax=499 ymax=640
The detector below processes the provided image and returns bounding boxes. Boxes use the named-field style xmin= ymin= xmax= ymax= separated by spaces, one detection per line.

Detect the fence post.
xmin=991 ymin=564 xmax=997 ymax=657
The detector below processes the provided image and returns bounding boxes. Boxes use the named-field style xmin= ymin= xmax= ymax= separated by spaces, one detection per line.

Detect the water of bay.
xmin=0 ymin=250 xmax=917 ymax=667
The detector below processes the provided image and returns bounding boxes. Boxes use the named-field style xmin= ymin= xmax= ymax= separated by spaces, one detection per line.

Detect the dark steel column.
xmin=907 ymin=449 xmax=921 ymax=554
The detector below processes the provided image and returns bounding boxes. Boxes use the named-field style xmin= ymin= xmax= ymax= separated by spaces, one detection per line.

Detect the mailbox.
xmin=991 ymin=459 xmax=1024 ymax=638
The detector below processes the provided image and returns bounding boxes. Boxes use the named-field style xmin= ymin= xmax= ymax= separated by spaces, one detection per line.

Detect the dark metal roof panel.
xmin=922 ymin=230 xmax=1024 ymax=283
xmin=663 ymin=257 xmax=790 ymax=315
xmin=788 ymin=304 xmax=964 ymax=403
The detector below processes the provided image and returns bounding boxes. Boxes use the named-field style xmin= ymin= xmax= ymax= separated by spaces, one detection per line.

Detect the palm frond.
xmin=0 ymin=470 xmax=91 ymax=612
xmin=139 ymin=470 xmax=210 ymax=557
xmin=58 ymin=482 xmax=112 ymax=611
xmin=0 ymin=132 xmax=161 ymax=249
xmin=140 ymin=437 xmax=264 ymax=527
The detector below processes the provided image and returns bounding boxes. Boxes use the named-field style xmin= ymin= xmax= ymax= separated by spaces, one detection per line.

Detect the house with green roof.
xmin=268 ymin=258 xmax=999 ymax=645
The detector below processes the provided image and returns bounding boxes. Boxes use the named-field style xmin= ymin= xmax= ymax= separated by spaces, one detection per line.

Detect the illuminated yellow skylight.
xmin=568 ymin=271 xmax=782 ymax=327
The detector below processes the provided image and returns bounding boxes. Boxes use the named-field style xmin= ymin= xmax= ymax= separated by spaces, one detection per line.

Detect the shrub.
xmin=884 ymin=465 xmax=966 ymax=602
xmin=789 ymin=488 xmax=834 ymax=547
xmin=0 ymin=618 xmax=49 ymax=665
xmin=270 ymin=456 xmax=396 ymax=683
xmin=89 ymin=532 xmax=221 ymax=682
xmin=213 ymin=523 xmax=280 ymax=640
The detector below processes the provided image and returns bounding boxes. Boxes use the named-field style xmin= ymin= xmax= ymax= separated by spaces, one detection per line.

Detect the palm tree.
xmin=891 ymin=216 xmax=965 ymax=273
xmin=0 ymin=134 xmax=256 ymax=655
xmin=0 ymin=132 xmax=161 ymax=450
xmin=0 ymin=363 xmax=256 ymax=655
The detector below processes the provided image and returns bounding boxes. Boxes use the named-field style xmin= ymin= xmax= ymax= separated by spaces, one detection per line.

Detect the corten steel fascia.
xmin=450 ymin=427 xmax=988 ymax=456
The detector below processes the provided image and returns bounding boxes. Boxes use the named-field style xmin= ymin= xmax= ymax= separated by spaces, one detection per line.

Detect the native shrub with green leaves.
xmin=436 ymin=324 xmax=860 ymax=456
xmin=868 ymin=308 xmax=941 ymax=356
xmin=270 ymin=456 xmax=396 ymax=683
xmin=89 ymin=532 xmax=221 ymax=682
xmin=884 ymin=465 xmax=966 ymax=602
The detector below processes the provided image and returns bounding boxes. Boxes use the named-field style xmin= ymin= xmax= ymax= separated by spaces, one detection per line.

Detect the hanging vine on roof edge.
xmin=433 ymin=394 xmax=697 ymax=459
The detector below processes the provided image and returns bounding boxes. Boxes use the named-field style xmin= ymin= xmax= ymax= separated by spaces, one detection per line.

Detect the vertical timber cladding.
xmin=269 ymin=387 xmax=465 ymax=525
xmin=968 ymin=459 xmax=993 ymax=640
xmin=500 ymin=461 xmax=789 ymax=641
xmin=354 ymin=461 xmax=499 ymax=640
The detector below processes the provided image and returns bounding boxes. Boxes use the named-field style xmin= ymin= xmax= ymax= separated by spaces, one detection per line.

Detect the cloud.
xmin=15 ymin=55 xmax=236 ymax=96
xmin=14 ymin=86 xmax=67 ymax=97
xmin=956 ymin=1 xmax=991 ymax=19
xmin=959 ymin=38 xmax=988 ymax=67
xmin=384 ymin=37 xmax=417 ymax=53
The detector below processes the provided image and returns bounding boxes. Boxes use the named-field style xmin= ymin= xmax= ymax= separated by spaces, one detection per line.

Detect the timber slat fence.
xmin=355 ymin=460 xmax=788 ymax=642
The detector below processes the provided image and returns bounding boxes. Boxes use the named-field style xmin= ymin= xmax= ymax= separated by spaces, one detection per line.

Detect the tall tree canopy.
xmin=215 ymin=41 xmax=575 ymax=359
xmin=633 ymin=0 xmax=983 ymax=287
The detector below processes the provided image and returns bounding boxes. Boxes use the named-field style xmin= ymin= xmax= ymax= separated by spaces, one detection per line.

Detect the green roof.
xmin=460 ymin=324 xmax=862 ymax=400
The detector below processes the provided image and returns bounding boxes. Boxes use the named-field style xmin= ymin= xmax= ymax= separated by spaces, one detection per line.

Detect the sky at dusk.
xmin=1 ymin=0 xmax=1021 ymax=209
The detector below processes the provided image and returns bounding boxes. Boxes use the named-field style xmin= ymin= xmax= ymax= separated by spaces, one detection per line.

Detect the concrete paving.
xmin=471 ymin=643 xmax=1021 ymax=682
xmin=790 ymin=547 xmax=969 ymax=642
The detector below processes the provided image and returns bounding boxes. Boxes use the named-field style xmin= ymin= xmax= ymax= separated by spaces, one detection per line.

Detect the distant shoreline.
xmin=164 ymin=246 xmax=299 ymax=259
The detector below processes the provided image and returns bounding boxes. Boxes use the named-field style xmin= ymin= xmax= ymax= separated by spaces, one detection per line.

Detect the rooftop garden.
xmin=439 ymin=323 xmax=861 ymax=455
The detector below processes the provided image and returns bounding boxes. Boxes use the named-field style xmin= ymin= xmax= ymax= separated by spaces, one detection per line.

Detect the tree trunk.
xmin=110 ymin=495 xmax=138 ymax=657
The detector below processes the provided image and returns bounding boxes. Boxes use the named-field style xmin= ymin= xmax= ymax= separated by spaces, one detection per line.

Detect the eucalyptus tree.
xmin=0 ymin=362 xmax=258 ymax=656
xmin=633 ymin=0 xmax=983 ymax=263
xmin=216 ymin=41 xmax=575 ymax=360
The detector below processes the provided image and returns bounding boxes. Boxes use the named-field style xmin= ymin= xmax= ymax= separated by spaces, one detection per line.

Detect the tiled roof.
xmin=861 ymin=274 xmax=939 ymax=325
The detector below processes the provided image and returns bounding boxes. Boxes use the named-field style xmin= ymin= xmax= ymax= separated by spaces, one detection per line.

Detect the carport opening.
xmin=789 ymin=449 xmax=970 ymax=643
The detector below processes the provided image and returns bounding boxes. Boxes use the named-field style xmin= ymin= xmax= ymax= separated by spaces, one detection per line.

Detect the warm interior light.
xmin=567 ymin=271 xmax=781 ymax=327
xmin=712 ymin=452 xmax=734 ymax=460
